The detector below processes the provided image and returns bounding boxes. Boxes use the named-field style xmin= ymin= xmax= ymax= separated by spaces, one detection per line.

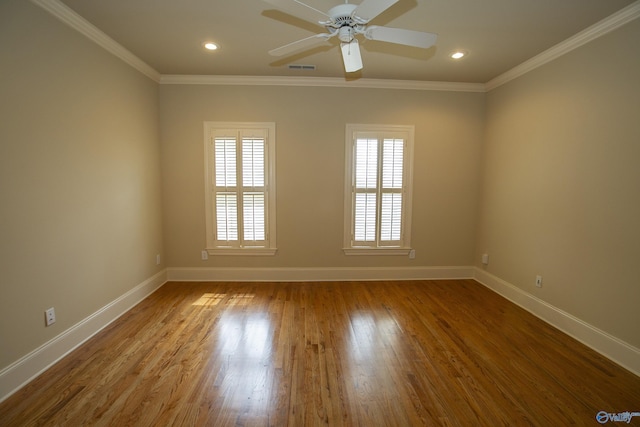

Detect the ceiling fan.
xmin=263 ymin=0 xmax=438 ymax=73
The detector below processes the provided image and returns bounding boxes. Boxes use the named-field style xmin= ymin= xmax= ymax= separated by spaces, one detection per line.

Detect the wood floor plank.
xmin=1 ymin=279 xmax=639 ymax=426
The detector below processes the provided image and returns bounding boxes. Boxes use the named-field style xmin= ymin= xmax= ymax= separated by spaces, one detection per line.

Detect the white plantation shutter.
xmin=382 ymin=138 xmax=403 ymax=189
xmin=380 ymin=138 xmax=404 ymax=243
xmin=215 ymin=193 xmax=238 ymax=241
xmin=205 ymin=123 xmax=276 ymax=254
xmin=354 ymin=138 xmax=378 ymax=244
xmin=344 ymin=125 xmax=413 ymax=253
xmin=243 ymin=193 xmax=265 ymax=241
xmin=354 ymin=193 xmax=377 ymax=241
xmin=380 ymin=193 xmax=402 ymax=241
xmin=215 ymin=138 xmax=237 ymax=187
xmin=355 ymin=138 xmax=378 ymax=189
xmin=242 ymin=138 xmax=264 ymax=187
xmin=214 ymin=137 xmax=239 ymax=243
xmin=241 ymin=138 xmax=266 ymax=242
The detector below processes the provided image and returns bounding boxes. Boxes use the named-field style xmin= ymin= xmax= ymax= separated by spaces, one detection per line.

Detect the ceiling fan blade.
xmin=340 ymin=39 xmax=363 ymax=73
xmin=352 ymin=0 xmax=399 ymax=23
xmin=262 ymin=0 xmax=330 ymax=25
xmin=364 ymin=26 xmax=438 ymax=48
xmin=268 ymin=33 xmax=333 ymax=56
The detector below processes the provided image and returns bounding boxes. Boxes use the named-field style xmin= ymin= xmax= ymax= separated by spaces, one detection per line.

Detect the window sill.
xmin=207 ymin=248 xmax=278 ymax=256
xmin=343 ymin=247 xmax=411 ymax=256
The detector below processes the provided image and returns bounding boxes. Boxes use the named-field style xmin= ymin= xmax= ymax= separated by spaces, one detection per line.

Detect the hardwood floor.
xmin=1 ymin=280 xmax=639 ymax=426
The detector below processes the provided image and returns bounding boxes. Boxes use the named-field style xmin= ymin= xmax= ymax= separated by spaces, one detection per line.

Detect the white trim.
xmin=30 ymin=0 xmax=640 ymax=93
xmin=343 ymin=124 xmax=415 ymax=251
xmin=474 ymin=268 xmax=640 ymax=377
xmin=30 ymin=0 xmax=161 ymax=82
xmin=166 ymin=266 xmax=474 ymax=282
xmin=5 ymin=267 xmax=634 ymax=404
xmin=203 ymin=122 xmax=277 ymax=253
xmin=160 ymin=75 xmax=486 ymax=92
xmin=206 ymin=248 xmax=278 ymax=256
xmin=486 ymin=0 xmax=640 ymax=91
xmin=343 ymin=247 xmax=411 ymax=256
xmin=0 ymin=270 xmax=168 ymax=403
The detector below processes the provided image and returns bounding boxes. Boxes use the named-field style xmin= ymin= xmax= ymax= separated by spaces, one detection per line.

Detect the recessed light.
xmin=203 ymin=42 xmax=218 ymax=51
xmin=450 ymin=50 xmax=467 ymax=59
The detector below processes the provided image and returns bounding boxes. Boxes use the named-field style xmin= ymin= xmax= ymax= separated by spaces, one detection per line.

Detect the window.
xmin=343 ymin=124 xmax=414 ymax=255
xmin=204 ymin=122 xmax=276 ymax=255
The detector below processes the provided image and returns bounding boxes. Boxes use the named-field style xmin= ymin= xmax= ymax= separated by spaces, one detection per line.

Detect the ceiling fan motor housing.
xmin=326 ymin=4 xmax=358 ymax=27
xmin=325 ymin=4 xmax=364 ymax=42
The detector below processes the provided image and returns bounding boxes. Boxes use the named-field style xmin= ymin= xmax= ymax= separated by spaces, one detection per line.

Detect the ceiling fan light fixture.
xmin=203 ymin=42 xmax=219 ymax=51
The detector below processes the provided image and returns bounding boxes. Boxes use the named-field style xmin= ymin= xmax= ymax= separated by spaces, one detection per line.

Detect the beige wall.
xmin=159 ymin=85 xmax=484 ymax=269
xmin=477 ymin=19 xmax=640 ymax=348
xmin=3 ymin=0 xmax=637 ymax=383
xmin=0 ymin=1 xmax=164 ymax=369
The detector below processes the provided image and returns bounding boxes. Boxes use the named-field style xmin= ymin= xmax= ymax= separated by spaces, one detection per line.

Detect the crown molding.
xmin=486 ymin=0 xmax=640 ymax=91
xmin=30 ymin=0 xmax=161 ymax=82
xmin=31 ymin=0 xmax=640 ymax=93
xmin=159 ymin=74 xmax=487 ymax=92
xmin=28 ymin=0 xmax=481 ymax=93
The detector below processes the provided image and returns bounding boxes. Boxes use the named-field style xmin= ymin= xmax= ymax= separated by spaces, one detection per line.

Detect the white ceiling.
xmin=58 ymin=0 xmax=635 ymax=83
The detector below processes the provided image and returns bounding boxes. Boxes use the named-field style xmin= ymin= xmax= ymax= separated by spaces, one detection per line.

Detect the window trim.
xmin=343 ymin=124 xmax=414 ymax=256
xmin=204 ymin=121 xmax=277 ymax=256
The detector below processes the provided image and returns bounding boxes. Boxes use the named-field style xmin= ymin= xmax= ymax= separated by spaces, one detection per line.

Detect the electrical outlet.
xmin=481 ymin=253 xmax=489 ymax=265
xmin=156 ymin=254 xmax=161 ymax=265
xmin=535 ymin=275 xmax=543 ymax=288
xmin=409 ymin=249 xmax=416 ymax=259
xmin=201 ymin=250 xmax=209 ymax=260
xmin=45 ymin=307 xmax=56 ymax=326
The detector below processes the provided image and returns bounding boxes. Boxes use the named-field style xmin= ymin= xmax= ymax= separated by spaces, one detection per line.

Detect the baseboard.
xmin=0 ymin=269 xmax=168 ymax=403
xmin=6 ymin=267 xmax=633 ymax=404
xmin=166 ymin=265 xmax=475 ymax=282
xmin=474 ymin=268 xmax=640 ymax=377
